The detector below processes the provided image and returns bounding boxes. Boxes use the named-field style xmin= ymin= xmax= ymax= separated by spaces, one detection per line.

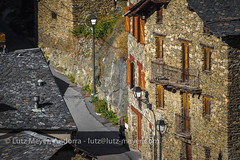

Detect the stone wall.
xmin=227 ymin=49 xmax=240 ymax=160
xmin=127 ymin=0 xmax=234 ymax=159
xmin=39 ymin=0 xmax=129 ymax=117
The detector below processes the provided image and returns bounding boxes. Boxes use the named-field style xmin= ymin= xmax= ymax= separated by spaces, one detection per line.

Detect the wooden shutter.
xmin=141 ymin=72 xmax=145 ymax=91
xmin=157 ymin=85 xmax=164 ymax=108
xmin=156 ymin=37 xmax=163 ymax=58
xmin=204 ymin=97 xmax=211 ymax=116
xmin=132 ymin=17 xmax=135 ymax=36
xmin=137 ymin=62 xmax=143 ymax=86
xmin=204 ymin=47 xmax=211 ymax=70
xmin=186 ymin=144 xmax=192 ymax=160
xmin=125 ymin=6 xmax=130 ymax=32
xmin=157 ymin=7 xmax=163 ymax=23
xmin=140 ymin=19 xmax=145 ymax=44
xmin=127 ymin=58 xmax=131 ymax=85
xmin=134 ymin=16 xmax=140 ymax=42
xmin=182 ymin=42 xmax=189 ymax=82
xmin=183 ymin=93 xmax=190 ymax=133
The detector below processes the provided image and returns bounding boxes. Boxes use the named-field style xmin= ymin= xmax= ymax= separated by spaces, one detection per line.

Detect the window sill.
xmin=204 ymin=115 xmax=211 ymax=120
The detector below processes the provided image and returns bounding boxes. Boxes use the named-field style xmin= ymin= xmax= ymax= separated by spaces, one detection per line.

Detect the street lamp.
xmin=90 ymin=15 xmax=97 ymax=95
xmin=132 ymin=86 xmax=151 ymax=109
xmin=156 ymin=120 xmax=165 ymax=160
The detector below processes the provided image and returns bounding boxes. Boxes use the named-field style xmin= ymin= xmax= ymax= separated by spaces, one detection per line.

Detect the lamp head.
xmin=90 ymin=15 xmax=97 ymax=26
xmin=156 ymin=120 xmax=165 ymax=132
xmin=133 ymin=86 xmax=142 ymax=99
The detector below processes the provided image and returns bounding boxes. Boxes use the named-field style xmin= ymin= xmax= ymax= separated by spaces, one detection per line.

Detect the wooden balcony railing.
xmin=150 ymin=61 xmax=201 ymax=94
xmin=175 ymin=114 xmax=191 ymax=139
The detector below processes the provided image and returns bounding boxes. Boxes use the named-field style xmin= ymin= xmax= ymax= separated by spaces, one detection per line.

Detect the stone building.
xmin=38 ymin=0 xmax=115 ymax=52
xmin=125 ymin=0 xmax=240 ymax=159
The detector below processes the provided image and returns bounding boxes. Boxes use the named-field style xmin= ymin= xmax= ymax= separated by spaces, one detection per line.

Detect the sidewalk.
xmin=50 ymin=66 xmax=141 ymax=160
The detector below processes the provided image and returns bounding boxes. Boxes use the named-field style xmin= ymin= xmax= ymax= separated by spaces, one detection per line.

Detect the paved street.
xmin=50 ymin=66 xmax=141 ymax=160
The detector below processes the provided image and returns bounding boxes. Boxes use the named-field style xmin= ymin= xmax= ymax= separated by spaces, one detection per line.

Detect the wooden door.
xmin=137 ymin=114 xmax=142 ymax=150
xmin=183 ymin=93 xmax=190 ymax=133
xmin=182 ymin=42 xmax=189 ymax=82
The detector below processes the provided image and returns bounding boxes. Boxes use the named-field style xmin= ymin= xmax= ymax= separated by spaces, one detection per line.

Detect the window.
xmin=182 ymin=42 xmax=189 ymax=82
xmin=157 ymin=6 xmax=163 ymax=24
xmin=132 ymin=16 xmax=145 ymax=44
xmin=157 ymin=85 xmax=164 ymax=108
xmin=140 ymin=18 xmax=145 ymax=44
xmin=204 ymin=97 xmax=211 ymax=116
xmin=137 ymin=61 xmax=143 ymax=87
xmin=181 ymin=142 xmax=192 ymax=160
xmin=204 ymin=47 xmax=211 ymax=71
xmin=156 ymin=36 xmax=164 ymax=59
xmin=51 ymin=11 xmax=57 ymax=19
xmin=127 ymin=58 xmax=135 ymax=89
xmin=204 ymin=147 xmax=211 ymax=160
xmin=125 ymin=6 xmax=130 ymax=32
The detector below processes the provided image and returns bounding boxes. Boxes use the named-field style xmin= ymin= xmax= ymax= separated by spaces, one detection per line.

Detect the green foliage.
xmin=72 ymin=16 xmax=120 ymax=39
xmin=94 ymin=98 xmax=119 ymax=126
xmin=82 ymin=84 xmax=93 ymax=94
xmin=45 ymin=55 xmax=49 ymax=61
xmin=90 ymin=96 xmax=99 ymax=103
xmin=68 ymin=74 xmax=75 ymax=83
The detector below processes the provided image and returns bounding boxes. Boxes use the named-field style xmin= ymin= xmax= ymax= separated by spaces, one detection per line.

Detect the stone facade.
xmin=126 ymin=0 xmax=239 ymax=160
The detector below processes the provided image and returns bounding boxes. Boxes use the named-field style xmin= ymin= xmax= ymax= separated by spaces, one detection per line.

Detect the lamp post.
xmin=156 ymin=120 xmax=165 ymax=160
xmin=90 ymin=15 xmax=97 ymax=95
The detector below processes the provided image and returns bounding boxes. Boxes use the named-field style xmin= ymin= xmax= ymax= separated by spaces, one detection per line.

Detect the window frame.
xmin=204 ymin=47 xmax=212 ymax=71
xmin=204 ymin=97 xmax=211 ymax=117
xmin=157 ymin=85 xmax=164 ymax=109
xmin=156 ymin=36 xmax=164 ymax=59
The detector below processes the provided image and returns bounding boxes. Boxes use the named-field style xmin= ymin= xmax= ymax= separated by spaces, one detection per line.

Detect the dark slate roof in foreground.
xmin=0 ymin=131 xmax=66 ymax=160
xmin=0 ymin=48 xmax=77 ymax=131
xmin=187 ymin=0 xmax=240 ymax=37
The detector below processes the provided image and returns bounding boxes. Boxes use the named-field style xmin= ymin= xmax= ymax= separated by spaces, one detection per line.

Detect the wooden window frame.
xmin=125 ymin=6 xmax=130 ymax=33
xmin=51 ymin=11 xmax=57 ymax=19
xmin=157 ymin=6 xmax=163 ymax=24
xmin=204 ymin=47 xmax=211 ymax=71
xmin=157 ymin=85 xmax=164 ymax=109
xmin=140 ymin=18 xmax=145 ymax=45
xmin=156 ymin=36 xmax=164 ymax=59
xmin=127 ymin=56 xmax=135 ymax=89
xmin=182 ymin=42 xmax=190 ymax=82
xmin=134 ymin=16 xmax=140 ymax=42
xmin=204 ymin=97 xmax=211 ymax=117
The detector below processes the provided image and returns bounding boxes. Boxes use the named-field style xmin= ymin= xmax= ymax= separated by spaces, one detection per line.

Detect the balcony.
xmin=150 ymin=61 xmax=202 ymax=94
xmin=175 ymin=114 xmax=191 ymax=139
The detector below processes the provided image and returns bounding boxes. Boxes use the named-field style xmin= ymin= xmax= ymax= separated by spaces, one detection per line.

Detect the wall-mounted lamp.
xmin=156 ymin=119 xmax=166 ymax=160
xmin=132 ymin=86 xmax=152 ymax=110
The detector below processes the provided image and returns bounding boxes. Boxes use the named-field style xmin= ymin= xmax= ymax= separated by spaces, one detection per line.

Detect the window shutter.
xmin=140 ymin=19 xmax=145 ymax=44
xmin=157 ymin=7 xmax=163 ymax=23
xmin=157 ymin=85 xmax=164 ymax=108
xmin=134 ymin=16 xmax=140 ymax=42
xmin=132 ymin=17 xmax=135 ymax=36
xmin=125 ymin=6 xmax=130 ymax=32
xmin=156 ymin=37 xmax=163 ymax=58
xmin=127 ymin=58 xmax=131 ymax=85
xmin=141 ymin=72 xmax=145 ymax=91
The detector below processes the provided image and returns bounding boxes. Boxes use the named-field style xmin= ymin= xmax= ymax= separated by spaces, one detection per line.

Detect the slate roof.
xmin=187 ymin=0 xmax=240 ymax=37
xmin=0 ymin=48 xmax=77 ymax=131
xmin=0 ymin=131 xmax=66 ymax=160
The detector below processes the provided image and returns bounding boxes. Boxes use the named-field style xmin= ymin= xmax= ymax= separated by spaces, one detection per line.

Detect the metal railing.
xmin=151 ymin=61 xmax=200 ymax=89
xmin=175 ymin=113 xmax=191 ymax=138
